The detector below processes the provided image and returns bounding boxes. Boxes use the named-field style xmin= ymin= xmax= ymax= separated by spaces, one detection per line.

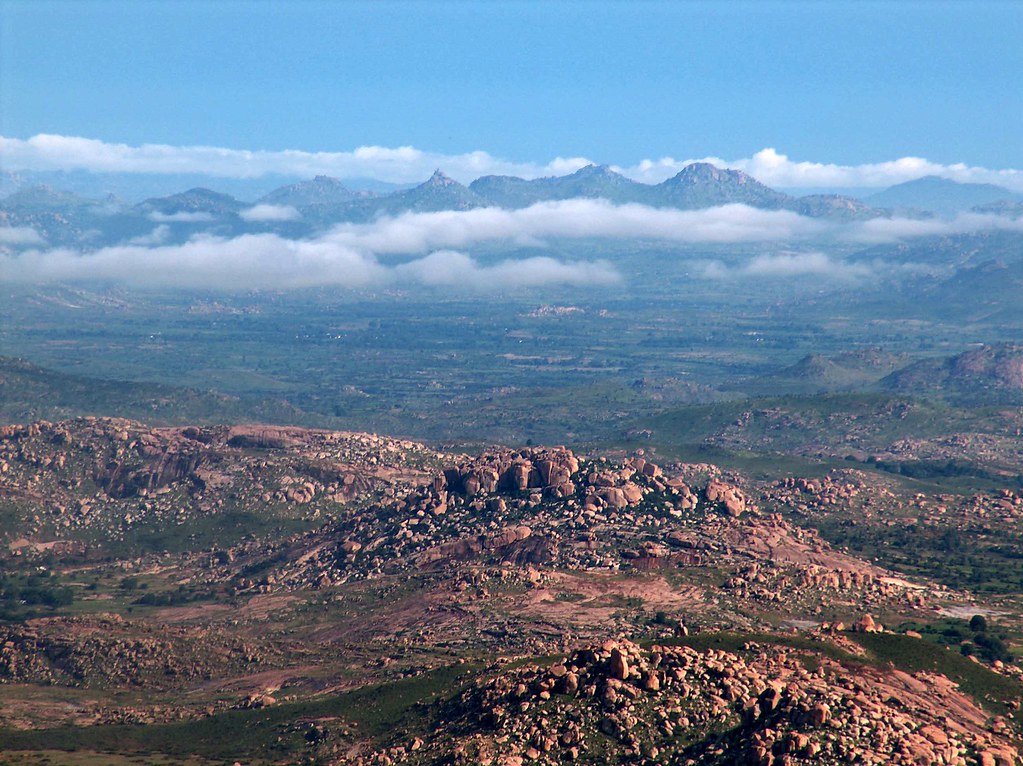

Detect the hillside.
xmin=883 ymin=344 xmax=1023 ymax=403
xmin=866 ymin=176 xmax=1021 ymax=214
xmin=0 ymin=355 xmax=319 ymax=427
xmin=0 ymin=417 xmax=1021 ymax=764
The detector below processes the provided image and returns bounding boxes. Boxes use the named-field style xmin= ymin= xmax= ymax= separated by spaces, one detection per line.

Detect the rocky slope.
xmin=0 ymin=419 xmax=1020 ymax=765
xmin=368 ymin=637 xmax=1019 ymax=766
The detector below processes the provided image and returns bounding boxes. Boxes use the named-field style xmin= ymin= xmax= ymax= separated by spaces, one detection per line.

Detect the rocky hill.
xmin=389 ymin=636 xmax=1019 ymax=766
xmin=739 ymin=350 xmax=911 ymax=395
xmin=653 ymin=162 xmax=792 ymax=210
xmin=134 ymin=187 xmax=246 ymax=217
xmin=257 ymin=174 xmax=366 ymax=207
xmin=470 ymin=165 xmax=649 ymax=207
xmin=883 ymin=344 xmax=1023 ymax=403
xmin=0 ymin=418 xmax=1021 ymax=764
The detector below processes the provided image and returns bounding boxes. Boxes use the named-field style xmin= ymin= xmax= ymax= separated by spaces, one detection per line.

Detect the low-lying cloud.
xmin=127 ymin=225 xmax=170 ymax=246
xmin=147 ymin=211 xmax=215 ymax=223
xmin=848 ymin=211 xmax=1023 ymax=244
xmin=392 ymin=250 xmax=617 ymax=289
xmin=239 ymin=204 xmax=301 ymax=222
xmin=283 ymin=201 xmax=1023 ymax=255
xmin=323 ymin=200 xmax=827 ymax=255
xmin=699 ymin=251 xmax=874 ymax=281
xmin=0 ymin=226 xmax=45 ymax=246
xmin=3 ymin=134 xmax=1021 ymax=192
xmin=4 ymin=199 xmax=1022 ymax=291
xmin=0 ymin=231 xmax=619 ymax=291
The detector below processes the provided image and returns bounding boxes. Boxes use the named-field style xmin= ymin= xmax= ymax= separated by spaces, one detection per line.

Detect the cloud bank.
xmin=0 ymin=209 xmax=623 ymax=291
xmin=698 ymin=251 xmax=874 ymax=281
xmin=325 ymin=200 xmax=828 ymax=254
xmin=147 ymin=211 xmax=214 ymax=223
xmin=239 ymin=204 xmax=301 ymax=222
xmin=616 ymin=148 xmax=1023 ymax=192
xmin=3 ymin=134 xmax=1022 ymax=192
xmin=0 ymin=134 xmax=590 ymax=186
xmin=847 ymin=211 xmax=1023 ymax=244
xmin=4 ymin=199 xmax=1023 ymax=291
xmin=0 ymin=226 xmax=46 ymax=246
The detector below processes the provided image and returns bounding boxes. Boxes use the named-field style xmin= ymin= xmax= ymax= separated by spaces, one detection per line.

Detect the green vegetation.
xmin=894 ymin=616 xmax=1015 ymax=666
xmin=849 ymin=632 xmax=1023 ymax=716
xmin=811 ymin=513 xmax=1023 ymax=593
xmin=0 ymin=663 xmax=478 ymax=763
xmin=652 ymin=630 xmax=1023 ymax=718
xmin=653 ymin=631 xmax=860 ymax=665
xmin=0 ymin=566 xmax=75 ymax=622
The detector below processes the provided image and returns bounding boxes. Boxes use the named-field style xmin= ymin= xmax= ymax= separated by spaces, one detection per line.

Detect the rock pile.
xmin=0 ymin=417 xmax=441 ymax=542
xmin=270 ymin=449 xmax=759 ymax=587
xmin=351 ymin=638 xmax=1019 ymax=766
xmin=0 ymin=615 xmax=267 ymax=689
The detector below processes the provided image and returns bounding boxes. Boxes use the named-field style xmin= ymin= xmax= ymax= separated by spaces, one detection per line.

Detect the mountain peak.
xmin=574 ymin=163 xmax=615 ymax=175
xmin=135 ymin=187 xmax=243 ymax=215
xmin=257 ymin=175 xmax=357 ymax=207
xmin=655 ymin=162 xmax=791 ymax=209
xmin=425 ymin=169 xmax=458 ymax=187
xmin=670 ymin=163 xmax=747 ymax=185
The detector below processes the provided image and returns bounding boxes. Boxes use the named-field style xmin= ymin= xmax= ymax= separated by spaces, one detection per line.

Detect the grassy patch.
xmin=651 ymin=630 xmax=860 ymax=665
xmin=0 ymin=751 xmax=216 ymax=766
xmin=849 ymin=632 xmax=1023 ymax=717
xmin=0 ymin=663 xmax=477 ymax=762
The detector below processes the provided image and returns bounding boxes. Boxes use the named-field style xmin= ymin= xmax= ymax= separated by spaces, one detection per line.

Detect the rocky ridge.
xmin=0 ymin=417 xmax=446 ymax=545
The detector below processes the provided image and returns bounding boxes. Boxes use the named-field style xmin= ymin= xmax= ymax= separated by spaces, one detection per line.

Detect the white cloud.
xmin=392 ymin=250 xmax=618 ymax=289
xmin=2 ymin=234 xmax=384 ymax=289
xmin=0 ymin=134 xmax=591 ymax=185
xmin=700 ymin=251 xmax=873 ymax=280
xmin=4 ymin=199 xmax=1023 ymax=291
xmin=697 ymin=250 xmax=935 ymax=282
xmin=845 ymin=211 xmax=1023 ymax=244
xmin=746 ymin=251 xmax=863 ymax=277
xmin=617 ymin=148 xmax=1023 ymax=192
xmin=3 ymin=134 xmax=1021 ymax=191
xmin=0 ymin=225 xmax=618 ymax=292
xmin=239 ymin=204 xmax=301 ymax=222
xmin=127 ymin=225 xmax=170 ymax=246
xmin=0 ymin=226 xmax=45 ymax=246
xmin=147 ymin=211 xmax=215 ymax=222
xmin=321 ymin=200 xmax=826 ymax=255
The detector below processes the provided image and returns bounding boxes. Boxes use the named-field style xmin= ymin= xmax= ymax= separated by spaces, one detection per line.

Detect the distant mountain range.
xmin=735 ymin=343 xmax=1023 ymax=404
xmin=2 ymin=162 xmax=1021 ymax=250
xmin=865 ymin=176 xmax=1023 ymax=215
xmin=467 ymin=162 xmax=883 ymax=219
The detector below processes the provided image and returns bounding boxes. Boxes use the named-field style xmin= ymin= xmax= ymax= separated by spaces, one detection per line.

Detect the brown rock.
xmin=919 ymin=724 xmax=948 ymax=745
xmin=608 ymin=649 xmax=629 ymax=680
xmin=808 ymin=702 xmax=830 ymax=726
xmin=852 ymin=614 xmax=879 ymax=633
xmin=706 ymin=479 xmax=747 ymax=516
xmin=559 ymin=671 xmax=579 ymax=695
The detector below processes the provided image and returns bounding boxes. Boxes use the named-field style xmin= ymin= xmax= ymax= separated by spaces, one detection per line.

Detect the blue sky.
xmin=1 ymin=0 xmax=1021 ymax=178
